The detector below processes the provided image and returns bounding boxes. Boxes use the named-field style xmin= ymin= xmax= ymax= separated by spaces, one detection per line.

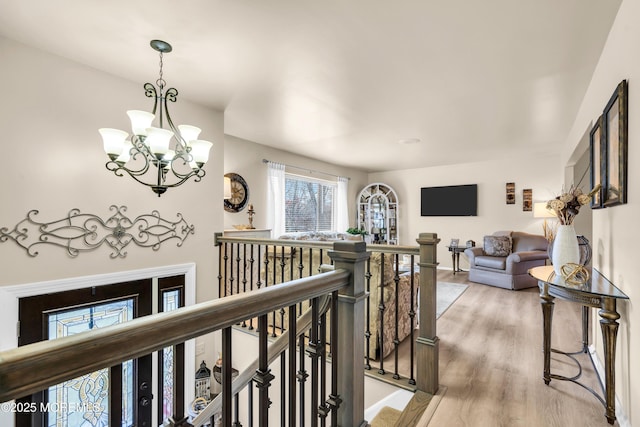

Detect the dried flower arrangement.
xmin=546 ymin=184 xmax=601 ymax=225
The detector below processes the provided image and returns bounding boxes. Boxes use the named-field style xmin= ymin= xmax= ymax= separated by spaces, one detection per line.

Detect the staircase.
xmin=368 ymin=389 xmax=440 ymax=427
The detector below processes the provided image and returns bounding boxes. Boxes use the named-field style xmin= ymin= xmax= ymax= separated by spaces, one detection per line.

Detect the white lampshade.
xmin=115 ymin=141 xmax=133 ymax=163
xmin=99 ymin=128 xmax=128 ymax=156
xmin=178 ymin=124 xmax=202 ymax=143
xmin=127 ymin=110 xmax=155 ymax=136
xmin=533 ymin=202 xmax=556 ymax=218
xmin=224 ymin=176 xmax=232 ymax=199
xmin=162 ymin=150 xmax=176 ymax=168
xmin=145 ymin=127 xmax=174 ymax=156
xmin=189 ymin=140 xmax=213 ymax=165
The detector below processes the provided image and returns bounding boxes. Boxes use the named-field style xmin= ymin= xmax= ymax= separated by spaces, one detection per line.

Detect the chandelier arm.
xmin=106 ymin=161 xmax=155 ymax=186
xmin=160 ymin=169 xmax=207 ymax=189
xmin=143 ymin=83 xmax=160 ymax=116
xmin=163 ymin=87 xmax=189 ymax=149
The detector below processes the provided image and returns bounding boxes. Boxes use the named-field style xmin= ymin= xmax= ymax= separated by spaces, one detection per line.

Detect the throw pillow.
xmin=483 ymin=235 xmax=511 ymax=256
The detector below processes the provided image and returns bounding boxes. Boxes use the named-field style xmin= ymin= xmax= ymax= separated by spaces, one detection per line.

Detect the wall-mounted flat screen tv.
xmin=421 ymin=184 xmax=477 ymax=216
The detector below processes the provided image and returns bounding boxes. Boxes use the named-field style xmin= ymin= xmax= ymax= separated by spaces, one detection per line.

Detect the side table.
xmin=528 ymin=265 xmax=629 ymax=425
xmin=446 ymin=246 xmax=466 ymax=275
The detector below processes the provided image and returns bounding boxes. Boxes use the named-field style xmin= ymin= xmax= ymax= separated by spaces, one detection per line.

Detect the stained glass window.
xmin=47 ymin=299 xmax=134 ymax=427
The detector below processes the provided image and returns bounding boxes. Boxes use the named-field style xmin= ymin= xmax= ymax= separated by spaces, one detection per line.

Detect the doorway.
xmin=16 ymin=275 xmax=187 ymax=427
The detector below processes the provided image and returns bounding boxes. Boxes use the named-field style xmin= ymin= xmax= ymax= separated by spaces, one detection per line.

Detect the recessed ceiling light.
xmin=398 ymin=138 xmax=421 ymax=145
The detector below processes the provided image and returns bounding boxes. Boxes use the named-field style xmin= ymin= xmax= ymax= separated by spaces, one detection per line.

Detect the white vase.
xmin=551 ymin=225 xmax=580 ymax=276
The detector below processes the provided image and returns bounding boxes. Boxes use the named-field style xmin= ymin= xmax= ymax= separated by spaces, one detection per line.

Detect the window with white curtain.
xmin=285 ymin=173 xmax=336 ymax=232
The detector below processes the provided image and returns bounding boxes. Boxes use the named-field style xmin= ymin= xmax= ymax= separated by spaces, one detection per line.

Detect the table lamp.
xmin=533 ymin=202 xmax=557 ymax=241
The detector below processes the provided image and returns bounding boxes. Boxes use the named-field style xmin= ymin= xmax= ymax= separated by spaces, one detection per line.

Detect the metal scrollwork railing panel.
xmin=0 ymin=205 xmax=194 ymax=258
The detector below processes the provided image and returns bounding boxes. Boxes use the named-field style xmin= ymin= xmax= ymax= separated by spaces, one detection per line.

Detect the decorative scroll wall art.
xmin=0 ymin=206 xmax=194 ymax=258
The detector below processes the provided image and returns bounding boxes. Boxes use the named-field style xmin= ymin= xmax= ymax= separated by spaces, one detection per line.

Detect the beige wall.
xmin=0 ymin=36 xmax=225 ymax=384
xmin=223 ymin=134 xmax=369 ymax=233
xmin=0 ymin=36 xmax=223 ymax=295
xmin=369 ymin=154 xmax=563 ymax=269
xmin=563 ymin=0 xmax=638 ymax=424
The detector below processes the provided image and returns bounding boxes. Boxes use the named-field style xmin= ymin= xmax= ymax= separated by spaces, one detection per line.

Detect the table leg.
xmin=539 ymin=282 xmax=554 ymax=385
xmin=581 ymin=306 xmax=589 ymax=353
xmin=599 ymin=298 xmax=620 ymax=425
xmin=451 ymin=251 xmax=457 ymax=275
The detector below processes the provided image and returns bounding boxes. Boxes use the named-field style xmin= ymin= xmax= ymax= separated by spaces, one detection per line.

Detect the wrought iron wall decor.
xmin=0 ymin=206 xmax=194 ymax=258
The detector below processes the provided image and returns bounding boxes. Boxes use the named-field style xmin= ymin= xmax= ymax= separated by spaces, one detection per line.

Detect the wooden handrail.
xmin=214 ymin=234 xmax=419 ymax=255
xmin=0 ymin=269 xmax=350 ymax=403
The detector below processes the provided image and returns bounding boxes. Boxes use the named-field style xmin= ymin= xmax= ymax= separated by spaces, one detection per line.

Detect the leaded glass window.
xmin=161 ymin=290 xmax=180 ymax=422
xmin=47 ymin=299 xmax=134 ymax=427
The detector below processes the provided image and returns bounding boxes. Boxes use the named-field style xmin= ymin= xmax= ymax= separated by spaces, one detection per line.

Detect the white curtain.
xmin=335 ymin=176 xmax=349 ymax=232
xmin=266 ymin=161 xmax=286 ymax=238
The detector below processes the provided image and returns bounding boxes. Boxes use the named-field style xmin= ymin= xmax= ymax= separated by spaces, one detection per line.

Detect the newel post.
xmin=416 ymin=232 xmax=440 ymax=394
xmin=328 ymin=241 xmax=370 ymax=427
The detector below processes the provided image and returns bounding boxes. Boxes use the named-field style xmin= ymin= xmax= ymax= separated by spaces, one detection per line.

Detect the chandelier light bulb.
xmin=189 ymin=140 xmax=213 ymax=166
xmin=115 ymin=141 xmax=133 ymax=164
xmin=178 ymin=124 xmax=202 ymax=143
xmin=127 ymin=110 xmax=155 ymax=136
xmin=162 ymin=150 xmax=176 ymax=169
xmin=99 ymin=128 xmax=129 ymax=159
xmin=145 ymin=127 xmax=174 ymax=156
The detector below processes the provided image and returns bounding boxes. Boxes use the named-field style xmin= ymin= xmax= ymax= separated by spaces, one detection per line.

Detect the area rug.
xmin=436 ymin=282 xmax=468 ymax=318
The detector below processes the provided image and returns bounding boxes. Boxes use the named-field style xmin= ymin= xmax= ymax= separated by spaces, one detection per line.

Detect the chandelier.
xmin=99 ymin=40 xmax=213 ymax=196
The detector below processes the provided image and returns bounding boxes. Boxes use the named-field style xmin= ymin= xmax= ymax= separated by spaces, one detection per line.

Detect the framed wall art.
xmin=522 ymin=189 xmax=532 ymax=211
xmin=506 ymin=182 xmax=515 ymax=204
xmin=589 ymin=115 xmax=604 ymax=209
xmin=602 ymin=79 xmax=628 ymax=207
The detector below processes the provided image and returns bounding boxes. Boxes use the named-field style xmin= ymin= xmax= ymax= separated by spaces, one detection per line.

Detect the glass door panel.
xmin=157 ymin=277 xmax=185 ymax=425
xmin=46 ymin=299 xmax=134 ymax=427
xmin=161 ymin=290 xmax=179 ymax=421
xmin=18 ymin=278 xmax=153 ymax=427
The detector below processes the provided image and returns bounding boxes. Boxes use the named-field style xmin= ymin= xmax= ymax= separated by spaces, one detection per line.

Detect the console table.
xmin=446 ymin=246 xmax=466 ymax=275
xmin=528 ymin=265 xmax=629 ymax=425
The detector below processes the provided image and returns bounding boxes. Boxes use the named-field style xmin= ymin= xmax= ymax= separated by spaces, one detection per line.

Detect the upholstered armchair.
xmin=464 ymin=231 xmax=549 ymax=290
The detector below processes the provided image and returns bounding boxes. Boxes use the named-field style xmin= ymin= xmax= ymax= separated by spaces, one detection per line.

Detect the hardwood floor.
xmin=425 ymin=269 xmax=617 ymax=427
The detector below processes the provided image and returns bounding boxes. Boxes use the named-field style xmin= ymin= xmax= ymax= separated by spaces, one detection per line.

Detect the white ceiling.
xmin=0 ymin=0 xmax=621 ymax=172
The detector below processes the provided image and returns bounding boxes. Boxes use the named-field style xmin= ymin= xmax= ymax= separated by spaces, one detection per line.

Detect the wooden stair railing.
xmin=191 ymin=295 xmax=331 ymax=426
xmin=0 ymin=269 xmax=350 ymax=423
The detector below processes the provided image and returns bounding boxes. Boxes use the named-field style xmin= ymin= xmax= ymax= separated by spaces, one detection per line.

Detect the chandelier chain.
xmin=157 ymin=51 xmax=166 ymax=90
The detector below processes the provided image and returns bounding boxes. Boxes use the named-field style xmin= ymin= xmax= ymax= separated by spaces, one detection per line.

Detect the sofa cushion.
xmin=511 ymin=231 xmax=549 ymax=252
xmin=475 ymin=255 xmax=507 ymax=270
xmin=483 ymin=235 xmax=511 ymax=256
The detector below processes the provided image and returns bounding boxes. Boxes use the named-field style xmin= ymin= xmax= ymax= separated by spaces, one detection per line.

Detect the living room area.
xmin=0 ymin=1 xmax=638 ymax=426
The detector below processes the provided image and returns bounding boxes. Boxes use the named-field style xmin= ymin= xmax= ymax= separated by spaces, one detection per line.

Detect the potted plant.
xmin=346 ymin=227 xmax=368 ymax=241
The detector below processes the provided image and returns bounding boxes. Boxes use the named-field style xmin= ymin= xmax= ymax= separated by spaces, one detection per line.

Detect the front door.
xmin=17 ymin=279 xmax=153 ymax=427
